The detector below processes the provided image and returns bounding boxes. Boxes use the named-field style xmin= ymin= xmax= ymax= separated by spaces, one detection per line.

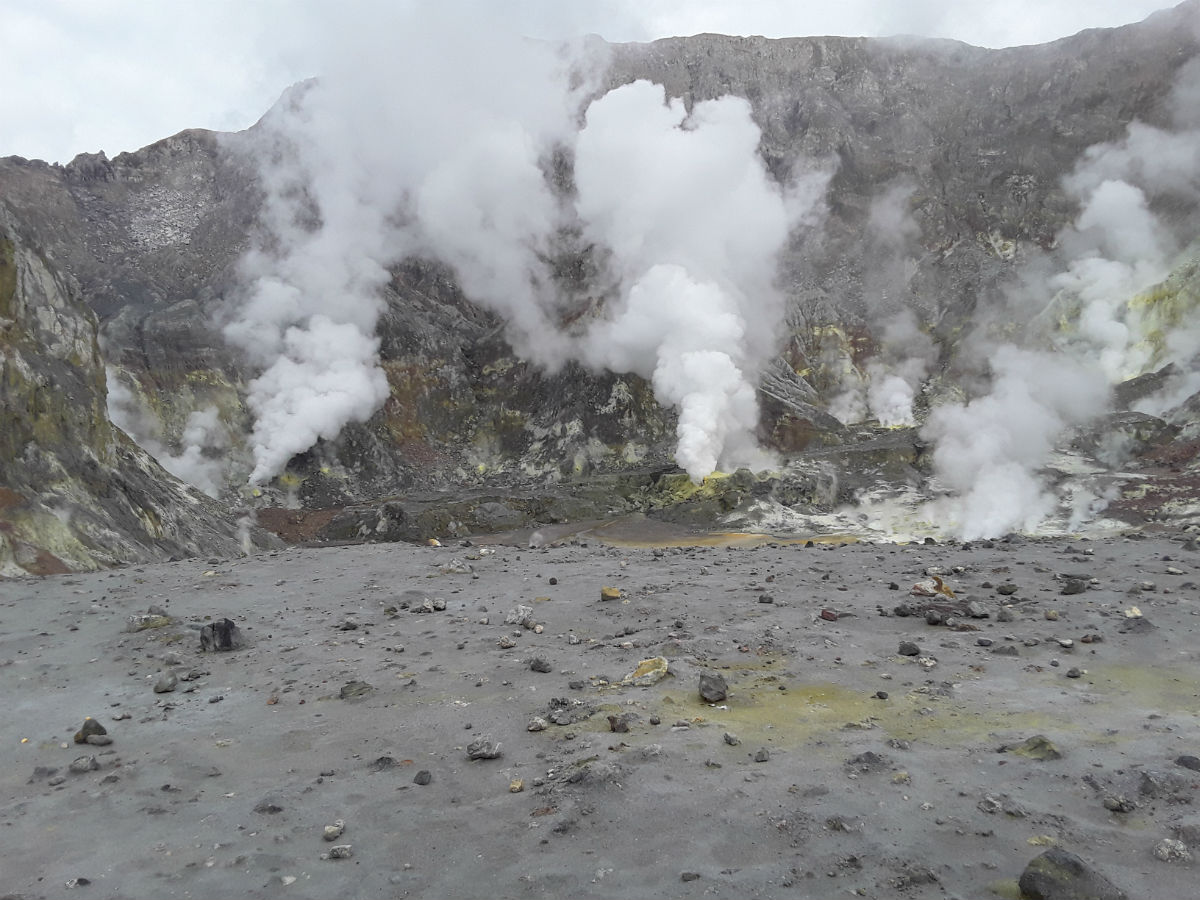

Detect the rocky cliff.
xmin=0 ymin=205 xmax=279 ymax=573
xmin=2 ymin=4 xmax=1199 ymax=565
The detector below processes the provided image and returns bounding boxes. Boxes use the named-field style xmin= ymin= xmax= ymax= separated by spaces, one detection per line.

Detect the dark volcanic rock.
xmin=1018 ymin=848 xmax=1127 ymax=900
xmin=698 ymin=672 xmax=728 ymax=702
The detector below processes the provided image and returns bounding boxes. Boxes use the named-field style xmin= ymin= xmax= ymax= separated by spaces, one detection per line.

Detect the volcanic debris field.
xmin=3 ymin=526 xmax=1200 ymax=898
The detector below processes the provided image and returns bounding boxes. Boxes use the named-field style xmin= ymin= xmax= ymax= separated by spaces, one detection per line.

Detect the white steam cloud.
xmin=223 ymin=24 xmax=588 ymax=484
xmin=922 ymin=347 xmax=1109 ymax=539
xmin=226 ymin=13 xmax=824 ymax=485
xmin=831 ymin=180 xmax=934 ymax=427
xmin=574 ymin=81 xmax=825 ymax=478
xmin=923 ymin=55 xmax=1200 ymax=538
xmin=106 ymin=369 xmax=230 ymax=498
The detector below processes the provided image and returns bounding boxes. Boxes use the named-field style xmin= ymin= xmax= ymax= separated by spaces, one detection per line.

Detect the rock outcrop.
xmin=0 ymin=205 xmax=278 ymax=574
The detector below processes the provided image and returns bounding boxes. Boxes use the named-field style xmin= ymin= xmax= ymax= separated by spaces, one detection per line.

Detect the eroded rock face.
xmin=0 ymin=8 xmax=1199 ymax=553
xmin=0 ymin=206 xmax=279 ymax=574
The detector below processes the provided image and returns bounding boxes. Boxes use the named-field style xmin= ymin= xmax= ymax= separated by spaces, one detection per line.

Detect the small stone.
xmin=413 ymin=770 xmax=432 ymax=785
xmin=1103 ymin=795 xmax=1136 ymax=813
xmin=1056 ymin=639 xmax=1075 ymax=649
xmin=997 ymin=583 xmax=1018 ymax=595
xmin=68 ymin=756 xmax=100 ymax=775
xmin=819 ymin=609 xmax=838 ymax=621
xmin=326 ymin=844 xmax=353 ymax=860
xmin=698 ymin=672 xmax=728 ymax=702
xmin=498 ymin=635 xmax=517 ymax=649
xmin=754 ymin=748 xmax=770 ymax=763
xmin=1066 ymin=667 xmax=1082 ymax=678
xmin=466 ymin=737 xmax=502 ymax=760
xmin=681 ymin=872 xmax=701 ymax=882
xmin=600 ymin=586 xmax=621 ymax=601
xmin=126 ymin=613 xmax=171 ymax=632
xmin=1174 ymin=755 xmax=1200 ymax=772
xmin=1006 ymin=735 xmax=1062 ymax=760
xmin=527 ymin=717 xmax=548 ymax=732
xmin=925 ymin=610 xmax=943 ymax=626
xmin=198 ymin=618 xmax=242 ymax=651
xmin=323 ymin=820 xmax=345 ymax=841
xmin=509 ymin=778 xmax=524 ymax=793
xmin=898 ymin=641 xmax=921 ymax=657
xmin=1120 ymin=617 xmax=1157 ymax=635
xmin=997 ymin=607 xmax=1015 ymax=623
xmin=758 ymin=593 xmax=774 ymax=604
xmin=966 ymin=601 xmax=989 ymax=618
xmin=976 ymin=637 xmax=994 ymax=647
xmin=73 ymin=718 xmax=107 ymax=744
xmin=530 ymin=658 xmax=552 ymax=673
xmin=153 ymin=672 xmax=177 ymax=694
xmin=622 ymin=656 xmax=669 ymax=686
xmin=1060 ymin=577 xmax=1088 ymax=595
xmin=992 ymin=644 xmax=1020 ymax=656
xmin=1044 ymin=609 xmax=1060 ymax=621
xmin=339 ymin=680 xmax=373 ymax=700
xmin=254 ymin=794 xmax=286 ymax=814
xmin=875 ymin=690 xmax=889 ymax=700
xmin=1153 ymin=838 xmax=1191 ymax=863
xmin=607 ymin=714 xmax=631 ymax=733
xmin=724 ymin=732 xmax=741 ymax=746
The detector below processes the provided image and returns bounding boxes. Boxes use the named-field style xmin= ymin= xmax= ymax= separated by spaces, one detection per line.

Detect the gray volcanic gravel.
xmin=3 ymin=529 xmax=1200 ymax=898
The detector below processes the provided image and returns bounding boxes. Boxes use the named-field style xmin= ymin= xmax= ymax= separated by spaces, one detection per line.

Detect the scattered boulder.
xmin=1176 ymin=755 xmax=1200 ymax=772
xmin=73 ymin=718 xmax=106 ymax=744
xmin=339 ymin=681 xmax=374 ymax=701
xmin=621 ymin=656 xmax=668 ymax=687
xmin=698 ymin=672 xmax=728 ymax=702
xmin=153 ymin=672 xmax=177 ymax=694
xmin=898 ymin=641 xmax=921 ymax=656
xmin=466 ymin=737 xmax=502 ymax=760
xmin=323 ymin=819 xmax=346 ymax=842
xmin=68 ymin=756 xmax=100 ymax=775
xmin=1153 ymin=839 xmax=1191 ymax=862
xmin=1018 ymin=848 xmax=1127 ymax=900
xmin=1005 ymin=735 xmax=1063 ymax=760
xmin=199 ymin=618 xmax=242 ymax=651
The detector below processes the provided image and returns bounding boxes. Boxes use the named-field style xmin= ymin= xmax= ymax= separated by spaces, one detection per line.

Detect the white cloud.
xmin=0 ymin=1 xmax=1177 ymax=163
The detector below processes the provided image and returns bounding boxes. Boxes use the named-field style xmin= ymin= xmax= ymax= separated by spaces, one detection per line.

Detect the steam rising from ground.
xmin=921 ymin=56 xmax=1200 ymax=538
xmin=830 ymin=180 xmax=934 ymax=428
xmin=106 ymin=369 xmax=230 ymax=497
xmin=574 ymin=81 xmax=825 ymax=477
xmin=225 ymin=14 xmax=823 ymax=485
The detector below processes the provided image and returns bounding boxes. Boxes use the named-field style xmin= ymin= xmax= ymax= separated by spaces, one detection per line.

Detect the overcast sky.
xmin=1 ymin=0 xmax=1180 ymax=164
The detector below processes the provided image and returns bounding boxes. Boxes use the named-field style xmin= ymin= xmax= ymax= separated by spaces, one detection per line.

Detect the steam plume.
xmin=923 ymin=55 xmax=1200 ymax=537
xmin=574 ymin=81 xmax=824 ymax=478
xmin=226 ymin=16 xmax=823 ymax=485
